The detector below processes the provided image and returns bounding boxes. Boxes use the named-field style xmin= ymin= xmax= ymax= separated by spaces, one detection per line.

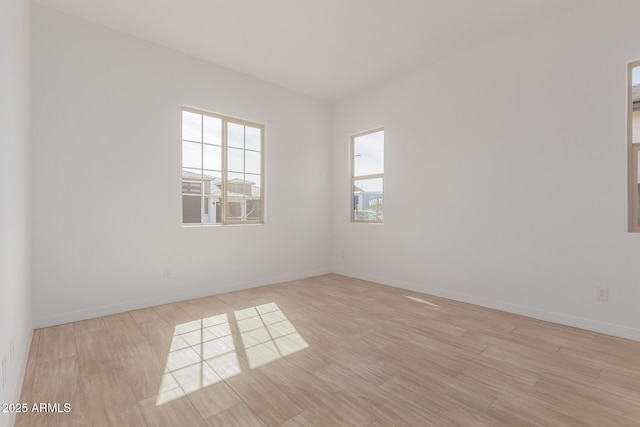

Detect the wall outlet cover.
xmin=596 ymin=287 xmax=609 ymax=301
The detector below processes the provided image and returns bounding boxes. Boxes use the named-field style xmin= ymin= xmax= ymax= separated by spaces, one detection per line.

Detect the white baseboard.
xmin=32 ymin=269 xmax=331 ymax=328
xmin=32 ymin=267 xmax=640 ymax=342
xmin=335 ymin=269 xmax=640 ymax=342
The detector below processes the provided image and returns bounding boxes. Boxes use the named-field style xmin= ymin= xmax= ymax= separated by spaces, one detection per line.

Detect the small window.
xmin=351 ymin=128 xmax=384 ymax=222
xmin=629 ymin=63 xmax=640 ymax=231
xmin=182 ymin=107 xmax=264 ymax=225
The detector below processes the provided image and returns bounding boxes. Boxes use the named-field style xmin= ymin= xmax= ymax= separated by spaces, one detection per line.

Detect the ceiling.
xmin=33 ymin=0 xmax=586 ymax=102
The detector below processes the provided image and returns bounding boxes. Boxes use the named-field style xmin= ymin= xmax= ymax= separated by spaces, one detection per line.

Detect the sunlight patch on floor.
xmin=156 ymin=313 xmax=240 ymax=405
xmin=157 ymin=303 xmax=307 ymax=405
xmin=235 ymin=302 xmax=308 ymax=368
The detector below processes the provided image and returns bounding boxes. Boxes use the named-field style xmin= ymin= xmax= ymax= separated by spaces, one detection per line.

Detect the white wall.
xmin=30 ymin=1 xmax=640 ymax=341
xmin=333 ymin=0 xmax=640 ymax=340
xmin=31 ymin=5 xmax=332 ymax=327
xmin=0 ymin=0 xmax=32 ymax=426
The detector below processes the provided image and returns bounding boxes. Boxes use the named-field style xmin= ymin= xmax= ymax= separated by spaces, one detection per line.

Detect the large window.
xmin=182 ymin=107 xmax=264 ymax=225
xmin=351 ymin=128 xmax=384 ymax=223
xmin=629 ymin=63 xmax=640 ymax=232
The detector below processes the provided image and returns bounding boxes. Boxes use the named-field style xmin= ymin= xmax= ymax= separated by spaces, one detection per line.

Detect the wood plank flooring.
xmin=15 ymin=274 xmax=640 ymax=426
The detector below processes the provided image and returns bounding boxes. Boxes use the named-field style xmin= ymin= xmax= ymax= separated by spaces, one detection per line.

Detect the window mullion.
xmin=354 ymin=173 xmax=384 ymax=180
xmin=200 ymin=115 xmax=205 ymax=225
xmin=222 ymin=119 xmax=228 ymax=225
xmin=351 ymin=176 xmax=356 ymax=219
xmin=242 ymin=126 xmax=247 ymax=222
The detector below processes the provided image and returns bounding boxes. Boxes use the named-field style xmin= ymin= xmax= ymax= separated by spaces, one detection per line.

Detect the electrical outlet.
xmin=340 ymin=250 xmax=344 ymax=259
xmin=2 ymin=356 xmax=6 ymax=389
xmin=596 ymin=287 xmax=609 ymax=301
xmin=162 ymin=267 xmax=172 ymax=277
xmin=10 ymin=337 xmax=14 ymax=363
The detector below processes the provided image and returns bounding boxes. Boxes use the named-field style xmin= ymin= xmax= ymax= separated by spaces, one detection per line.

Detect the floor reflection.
xmin=404 ymin=295 xmax=440 ymax=309
xmin=157 ymin=303 xmax=307 ymax=405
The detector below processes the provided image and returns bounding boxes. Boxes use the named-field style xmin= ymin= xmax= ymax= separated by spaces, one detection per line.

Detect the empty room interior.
xmin=3 ymin=0 xmax=640 ymax=426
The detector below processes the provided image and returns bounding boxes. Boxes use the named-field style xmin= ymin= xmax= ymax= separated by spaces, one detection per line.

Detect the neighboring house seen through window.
xmin=182 ymin=107 xmax=264 ymax=225
xmin=351 ymin=128 xmax=384 ymax=223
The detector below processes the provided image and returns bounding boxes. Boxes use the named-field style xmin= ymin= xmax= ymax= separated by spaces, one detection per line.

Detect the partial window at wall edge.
xmin=629 ymin=63 xmax=640 ymax=232
xmin=351 ymin=128 xmax=384 ymax=223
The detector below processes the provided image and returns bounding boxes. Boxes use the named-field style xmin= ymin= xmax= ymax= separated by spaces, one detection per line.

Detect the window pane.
xmin=245 ymin=174 xmax=260 ymax=192
xmin=203 ymin=116 xmax=222 ymax=145
xmin=247 ymin=198 xmax=262 ymax=220
xmin=226 ymin=200 xmax=243 ymax=220
xmin=225 ymin=173 xmax=261 ymax=221
xmin=202 ymin=197 xmax=222 ymax=224
xmin=182 ymin=181 xmax=201 ymax=195
xmin=182 ymin=173 xmax=201 ymax=194
xmin=202 ymin=175 xmax=221 ymax=226
xmin=182 ymin=195 xmax=201 ymax=223
xmin=182 ymin=168 xmax=201 ymax=179
xmin=353 ymin=177 xmax=383 ymax=221
xmin=227 ymin=173 xmax=247 ymax=193
xmin=227 ymin=172 xmax=246 ymax=220
xmin=354 ymin=130 xmax=384 ymax=176
xmin=182 ymin=111 xmax=202 ymax=142
xmin=203 ymin=144 xmax=221 ymax=171
xmin=203 ymin=170 xmax=222 ymax=185
xmin=246 ymin=173 xmax=262 ymax=220
xmin=228 ymin=123 xmax=244 ymax=149
xmin=354 ymin=177 xmax=383 ymax=193
xmin=182 ymin=168 xmax=202 ymax=194
xmin=182 ymin=141 xmax=201 ymax=169
xmin=203 ymin=170 xmax=221 ymax=197
xmin=228 ymin=148 xmax=244 ymax=172
xmin=227 ymin=172 xmax=244 ymax=180
xmin=245 ymin=150 xmax=261 ymax=174
xmin=245 ymin=126 xmax=261 ymax=151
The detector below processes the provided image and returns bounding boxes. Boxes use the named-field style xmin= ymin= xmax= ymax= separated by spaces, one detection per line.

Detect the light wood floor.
xmin=15 ymin=274 xmax=640 ymax=426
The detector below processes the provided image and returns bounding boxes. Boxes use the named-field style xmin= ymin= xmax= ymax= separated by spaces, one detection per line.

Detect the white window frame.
xmin=350 ymin=128 xmax=384 ymax=223
xmin=181 ymin=106 xmax=265 ymax=226
xmin=628 ymin=62 xmax=640 ymax=232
